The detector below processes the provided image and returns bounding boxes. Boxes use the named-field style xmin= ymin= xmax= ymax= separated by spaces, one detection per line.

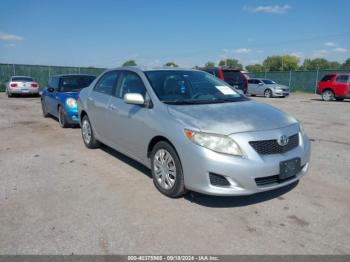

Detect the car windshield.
xmin=60 ymin=75 xmax=96 ymax=92
xmin=145 ymin=70 xmax=247 ymax=104
xmin=262 ymin=79 xmax=276 ymax=84
xmin=12 ymin=77 xmax=33 ymax=82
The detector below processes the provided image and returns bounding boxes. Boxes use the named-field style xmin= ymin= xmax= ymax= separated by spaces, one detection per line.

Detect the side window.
xmin=115 ymin=71 xmax=146 ymax=98
xmin=94 ymin=71 xmax=119 ymax=95
xmin=335 ymin=75 xmax=349 ymax=83
xmin=248 ymin=79 xmax=254 ymax=84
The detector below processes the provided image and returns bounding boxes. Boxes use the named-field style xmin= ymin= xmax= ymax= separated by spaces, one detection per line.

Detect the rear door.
xmin=86 ymin=71 xmax=119 ymax=140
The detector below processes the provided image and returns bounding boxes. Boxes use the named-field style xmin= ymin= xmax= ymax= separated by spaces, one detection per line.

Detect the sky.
xmin=0 ymin=0 xmax=350 ymax=68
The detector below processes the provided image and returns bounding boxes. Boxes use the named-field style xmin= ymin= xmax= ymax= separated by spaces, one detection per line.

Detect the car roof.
xmin=11 ymin=76 xmax=33 ymax=78
xmin=51 ymin=74 xmax=96 ymax=78
xmin=105 ymin=66 xmax=202 ymax=73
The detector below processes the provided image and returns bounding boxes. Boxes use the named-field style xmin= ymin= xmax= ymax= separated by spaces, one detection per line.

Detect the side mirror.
xmin=123 ymin=93 xmax=145 ymax=105
xmin=48 ymin=87 xmax=55 ymax=92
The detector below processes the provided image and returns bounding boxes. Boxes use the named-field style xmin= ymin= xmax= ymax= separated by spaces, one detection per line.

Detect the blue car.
xmin=41 ymin=74 xmax=96 ymax=128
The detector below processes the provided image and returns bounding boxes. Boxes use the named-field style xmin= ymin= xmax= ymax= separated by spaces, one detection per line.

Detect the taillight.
xmin=218 ymin=68 xmax=225 ymax=80
xmin=10 ymin=83 xmax=17 ymax=88
xmin=31 ymin=82 xmax=39 ymax=88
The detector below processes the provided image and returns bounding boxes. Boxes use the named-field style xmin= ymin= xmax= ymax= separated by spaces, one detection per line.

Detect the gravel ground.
xmin=0 ymin=93 xmax=349 ymax=255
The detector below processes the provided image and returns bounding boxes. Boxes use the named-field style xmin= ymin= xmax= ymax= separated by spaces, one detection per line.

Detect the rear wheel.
xmin=322 ymin=90 xmax=334 ymax=101
xmin=81 ymin=115 xmax=101 ymax=149
xmin=264 ymin=89 xmax=272 ymax=98
xmin=151 ymin=141 xmax=187 ymax=198
xmin=58 ymin=106 xmax=69 ymax=128
xmin=6 ymin=90 xmax=13 ymax=98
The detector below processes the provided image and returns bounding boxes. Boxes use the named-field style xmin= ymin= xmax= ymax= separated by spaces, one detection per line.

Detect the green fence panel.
xmin=0 ymin=63 xmax=106 ymax=92
xmin=249 ymin=69 xmax=350 ymax=93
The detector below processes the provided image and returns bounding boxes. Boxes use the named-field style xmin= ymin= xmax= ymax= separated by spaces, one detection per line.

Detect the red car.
xmin=317 ymin=73 xmax=350 ymax=101
xmin=200 ymin=67 xmax=249 ymax=94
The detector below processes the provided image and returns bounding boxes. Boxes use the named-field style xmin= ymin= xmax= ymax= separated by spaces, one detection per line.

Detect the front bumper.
xmin=273 ymin=90 xmax=290 ymax=97
xmin=65 ymin=107 xmax=80 ymax=124
xmin=178 ymin=124 xmax=310 ymax=196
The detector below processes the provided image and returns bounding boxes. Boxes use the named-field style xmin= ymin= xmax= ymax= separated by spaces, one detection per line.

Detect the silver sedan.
xmin=6 ymin=76 xmax=40 ymax=97
xmin=248 ymin=78 xmax=290 ymax=98
xmin=78 ymin=67 xmax=310 ymax=198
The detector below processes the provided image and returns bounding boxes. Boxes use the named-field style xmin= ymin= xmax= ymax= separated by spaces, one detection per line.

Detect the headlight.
xmin=298 ymin=121 xmax=305 ymax=135
xmin=184 ymin=129 xmax=243 ymax=156
xmin=66 ymin=98 xmax=77 ymax=108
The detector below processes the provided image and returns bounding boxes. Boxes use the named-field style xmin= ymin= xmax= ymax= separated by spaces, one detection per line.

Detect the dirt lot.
xmin=0 ymin=93 xmax=349 ymax=255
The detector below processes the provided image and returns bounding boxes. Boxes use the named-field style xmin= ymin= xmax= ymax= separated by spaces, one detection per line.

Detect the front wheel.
xmin=81 ymin=115 xmax=101 ymax=149
xmin=41 ymin=99 xmax=49 ymax=118
xmin=58 ymin=106 xmax=69 ymax=128
xmin=264 ymin=89 xmax=273 ymax=98
xmin=151 ymin=141 xmax=187 ymax=198
xmin=322 ymin=90 xmax=334 ymax=101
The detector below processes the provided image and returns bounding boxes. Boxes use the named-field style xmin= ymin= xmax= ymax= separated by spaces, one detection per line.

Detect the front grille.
xmin=255 ymin=175 xmax=296 ymax=187
xmin=255 ymin=164 xmax=305 ymax=187
xmin=209 ymin=173 xmax=230 ymax=187
xmin=249 ymin=134 xmax=299 ymax=155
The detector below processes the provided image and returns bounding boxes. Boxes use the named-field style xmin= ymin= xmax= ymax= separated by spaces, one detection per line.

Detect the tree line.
xmin=121 ymin=56 xmax=350 ymax=72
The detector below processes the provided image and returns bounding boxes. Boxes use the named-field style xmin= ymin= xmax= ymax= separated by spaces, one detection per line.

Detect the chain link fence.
xmin=1 ymin=63 xmax=350 ymax=93
xmin=0 ymin=63 xmax=106 ymax=92
xmin=249 ymin=69 xmax=350 ymax=93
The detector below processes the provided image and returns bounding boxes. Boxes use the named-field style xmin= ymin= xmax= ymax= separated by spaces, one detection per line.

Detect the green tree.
xmin=204 ymin=61 xmax=215 ymax=68
xmin=218 ymin=59 xmax=243 ymax=70
xmin=341 ymin=58 xmax=350 ymax=69
xmin=263 ymin=55 xmax=299 ymax=71
xmin=164 ymin=62 xmax=178 ymax=67
xmin=245 ymin=64 xmax=264 ymax=72
xmin=122 ymin=60 xmax=137 ymax=66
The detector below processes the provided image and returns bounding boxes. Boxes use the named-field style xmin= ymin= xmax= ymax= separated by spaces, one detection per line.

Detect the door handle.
xmin=109 ymin=104 xmax=118 ymax=111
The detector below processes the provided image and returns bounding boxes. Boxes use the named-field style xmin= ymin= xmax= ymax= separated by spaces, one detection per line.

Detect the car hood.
xmin=58 ymin=92 xmax=80 ymax=100
xmin=167 ymin=100 xmax=297 ymax=135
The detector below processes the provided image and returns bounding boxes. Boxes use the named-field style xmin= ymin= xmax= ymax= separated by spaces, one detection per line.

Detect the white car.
xmin=6 ymin=76 xmax=40 ymax=97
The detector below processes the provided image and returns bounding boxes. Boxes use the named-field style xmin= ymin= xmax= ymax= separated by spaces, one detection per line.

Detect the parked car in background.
xmin=41 ymin=74 xmax=96 ymax=127
xmin=6 ymin=76 xmax=40 ymax=97
xmin=200 ymin=67 xmax=249 ymax=94
xmin=248 ymin=79 xmax=290 ymax=98
xmin=78 ymin=67 xmax=310 ymax=198
xmin=317 ymin=73 xmax=350 ymax=101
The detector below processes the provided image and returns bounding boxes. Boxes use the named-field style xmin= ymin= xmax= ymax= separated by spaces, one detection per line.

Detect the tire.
xmin=41 ymin=99 xmax=49 ymax=118
xmin=322 ymin=90 xmax=334 ymax=101
xmin=250 ymin=94 xmax=256 ymax=97
xmin=6 ymin=90 xmax=13 ymax=98
xmin=264 ymin=89 xmax=273 ymax=98
xmin=335 ymin=98 xmax=344 ymax=101
xmin=151 ymin=141 xmax=187 ymax=198
xmin=81 ymin=115 xmax=101 ymax=149
xmin=58 ymin=106 xmax=69 ymax=128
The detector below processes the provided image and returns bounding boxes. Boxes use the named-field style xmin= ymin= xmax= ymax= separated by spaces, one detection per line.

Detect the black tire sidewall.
xmin=41 ymin=99 xmax=49 ymax=117
xmin=151 ymin=141 xmax=186 ymax=198
xmin=58 ymin=106 xmax=68 ymax=128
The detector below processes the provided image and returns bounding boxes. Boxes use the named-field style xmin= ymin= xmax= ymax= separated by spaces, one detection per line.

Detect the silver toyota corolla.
xmin=78 ymin=67 xmax=310 ymax=198
xmin=248 ymin=78 xmax=290 ymax=98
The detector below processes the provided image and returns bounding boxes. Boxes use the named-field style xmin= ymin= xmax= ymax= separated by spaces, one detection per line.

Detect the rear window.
xmin=222 ymin=71 xmax=244 ymax=85
xmin=12 ymin=76 xmax=33 ymax=82
xmin=59 ymin=75 xmax=96 ymax=92
xmin=321 ymin=75 xmax=335 ymax=82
